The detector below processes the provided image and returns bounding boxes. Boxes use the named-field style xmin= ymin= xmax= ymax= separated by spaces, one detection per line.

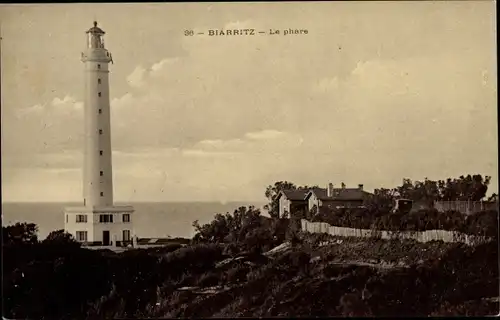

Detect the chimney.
xmin=341 ymin=182 xmax=346 ymax=189
xmin=327 ymin=183 xmax=334 ymax=197
xmin=358 ymin=184 xmax=364 ymax=191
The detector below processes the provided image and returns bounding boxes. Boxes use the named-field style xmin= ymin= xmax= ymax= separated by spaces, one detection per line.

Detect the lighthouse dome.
xmin=86 ymin=21 xmax=105 ymax=34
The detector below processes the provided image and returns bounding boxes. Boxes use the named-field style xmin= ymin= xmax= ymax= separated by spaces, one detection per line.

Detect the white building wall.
xmin=65 ymin=206 xmax=135 ymax=244
xmin=91 ymin=211 xmax=134 ymax=243
xmin=308 ymin=193 xmax=318 ymax=211
xmin=65 ymin=211 xmax=94 ymax=242
xmin=279 ymin=196 xmax=290 ymax=217
xmin=82 ymin=49 xmax=114 ymax=207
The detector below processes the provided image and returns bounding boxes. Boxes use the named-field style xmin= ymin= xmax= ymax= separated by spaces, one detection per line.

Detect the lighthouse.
xmin=64 ymin=22 xmax=135 ymax=247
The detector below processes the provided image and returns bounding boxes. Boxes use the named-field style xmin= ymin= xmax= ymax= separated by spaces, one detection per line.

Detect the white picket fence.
xmin=301 ymin=219 xmax=491 ymax=246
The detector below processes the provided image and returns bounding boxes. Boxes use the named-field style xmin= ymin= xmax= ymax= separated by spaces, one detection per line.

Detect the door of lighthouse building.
xmin=103 ymin=230 xmax=110 ymax=246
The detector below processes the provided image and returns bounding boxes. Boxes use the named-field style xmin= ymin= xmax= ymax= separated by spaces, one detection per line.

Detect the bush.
xmin=197 ymin=272 xmax=221 ymax=287
xmin=226 ymin=265 xmax=250 ymax=283
xmin=3 ymin=243 xmax=112 ymax=319
xmin=430 ymin=299 xmax=499 ymax=316
xmin=464 ymin=210 xmax=498 ymax=237
xmin=160 ymin=243 xmax=225 ymax=281
xmin=3 ymin=222 xmax=38 ymax=246
xmin=42 ymin=230 xmax=81 ymax=248
xmin=308 ymin=206 xmax=498 ymax=237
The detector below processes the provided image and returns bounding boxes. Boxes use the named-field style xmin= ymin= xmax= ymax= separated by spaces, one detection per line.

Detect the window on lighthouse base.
xmin=123 ymin=230 xmax=131 ymax=241
xmin=76 ymin=231 xmax=88 ymax=242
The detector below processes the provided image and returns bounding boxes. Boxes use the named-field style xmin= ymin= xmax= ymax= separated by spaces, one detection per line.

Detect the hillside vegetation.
xmin=3 ymin=174 xmax=498 ymax=317
xmin=3 ymin=209 xmax=498 ymax=318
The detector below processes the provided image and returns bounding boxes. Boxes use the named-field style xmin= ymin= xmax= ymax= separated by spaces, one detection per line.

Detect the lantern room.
xmin=86 ymin=21 xmax=106 ymax=49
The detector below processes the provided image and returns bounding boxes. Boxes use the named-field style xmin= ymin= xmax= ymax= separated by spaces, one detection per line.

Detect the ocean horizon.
xmin=2 ymin=201 xmax=268 ymax=240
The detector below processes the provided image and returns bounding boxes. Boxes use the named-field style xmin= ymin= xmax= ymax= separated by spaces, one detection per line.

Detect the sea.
xmin=1 ymin=201 xmax=267 ymax=240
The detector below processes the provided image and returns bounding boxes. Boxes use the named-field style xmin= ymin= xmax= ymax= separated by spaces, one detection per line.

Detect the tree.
xmin=192 ymin=206 xmax=263 ymax=244
xmin=3 ymin=222 xmax=38 ymax=246
xmin=394 ymin=174 xmax=491 ymax=202
xmin=43 ymin=229 xmax=81 ymax=247
xmin=366 ymin=188 xmax=397 ymax=214
xmin=487 ymin=193 xmax=498 ymax=202
xmin=264 ymin=181 xmax=297 ymax=219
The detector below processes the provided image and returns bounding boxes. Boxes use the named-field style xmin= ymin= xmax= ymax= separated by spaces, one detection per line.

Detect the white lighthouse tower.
xmin=64 ymin=22 xmax=135 ymax=247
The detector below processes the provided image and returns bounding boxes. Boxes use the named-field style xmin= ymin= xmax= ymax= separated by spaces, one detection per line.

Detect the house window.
xmin=99 ymin=214 xmax=113 ymax=223
xmin=98 ymin=92 xmax=102 ymax=97
xmin=76 ymin=214 xmax=87 ymax=223
xmin=100 ymin=192 xmax=104 ymax=197
xmin=99 ymin=129 xmax=103 ymax=135
xmin=123 ymin=230 xmax=131 ymax=241
xmin=99 ymin=150 xmax=103 ymax=156
xmin=97 ymin=64 xmax=101 ymax=69
xmin=98 ymin=109 xmax=102 ymax=114
xmin=100 ymin=171 xmax=103 ymax=176
xmin=123 ymin=214 xmax=130 ymax=223
xmin=76 ymin=231 xmax=88 ymax=242
xmin=98 ymin=78 xmax=101 ymax=84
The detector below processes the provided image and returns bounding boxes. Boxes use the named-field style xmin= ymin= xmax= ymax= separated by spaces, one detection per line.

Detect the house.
xmin=305 ymin=183 xmax=371 ymax=211
xmin=276 ymin=189 xmax=309 ymax=217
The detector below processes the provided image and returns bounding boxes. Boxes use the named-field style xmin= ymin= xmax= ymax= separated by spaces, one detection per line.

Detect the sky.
xmin=0 ymin=2 xmax=497 ymax=203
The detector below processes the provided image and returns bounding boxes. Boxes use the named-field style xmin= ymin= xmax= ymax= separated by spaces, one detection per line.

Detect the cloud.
xmin=111 ymin=93 xmax=134 ymax=109
xmin=2 ymin=17 xmax=497 ymax=201
xmin=181 ymin=149 xmax=238 ymax=158
xmin=15 ymin=21 xmax=493 ymax=156
xmin=126 ymin=66 xmax=146 ymax=88
xmin=15 ymin=103 xmax=45 ymax=117
xmin=192 ymin=130 xmax=303 ymax=154
xmin=244 ymin=129 xmax=285 ymax=140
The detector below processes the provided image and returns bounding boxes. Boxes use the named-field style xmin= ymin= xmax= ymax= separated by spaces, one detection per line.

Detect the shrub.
xmin=465 ymin=210 xmax=498 ymax=237
xmin=309 ymin=206 xmax=498 ymax=237
xmin=42 ymin=229 xmax=81 ymax=248
xmin=226 ymin=265 xmax=250 ymax=283
xmin=3 ymin=222 xmax=39 ymax=246
xmin=159 ymin=243 xmax=225 ymax=281
xmin=197 ymin=272 xmax=221 ymax=287
xmin=430 ymin=299 xmax=499 ymax=316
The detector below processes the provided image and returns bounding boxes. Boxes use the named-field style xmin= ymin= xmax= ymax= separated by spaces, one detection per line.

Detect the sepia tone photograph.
xmin=1 ymin=1 xmax=498 ymax=318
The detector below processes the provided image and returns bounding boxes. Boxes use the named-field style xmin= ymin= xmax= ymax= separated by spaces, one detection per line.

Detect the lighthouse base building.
xmin=64 ymin=21 xmax=135 ymax=247
xmin=65 ymin=206 xmax=135 ymax=246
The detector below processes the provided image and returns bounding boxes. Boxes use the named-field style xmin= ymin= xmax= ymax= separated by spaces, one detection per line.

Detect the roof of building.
xmin=306 ymin=187 xmax=370 ymax=201
xmin=280 ymin=189 xmax=309 ymax=201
